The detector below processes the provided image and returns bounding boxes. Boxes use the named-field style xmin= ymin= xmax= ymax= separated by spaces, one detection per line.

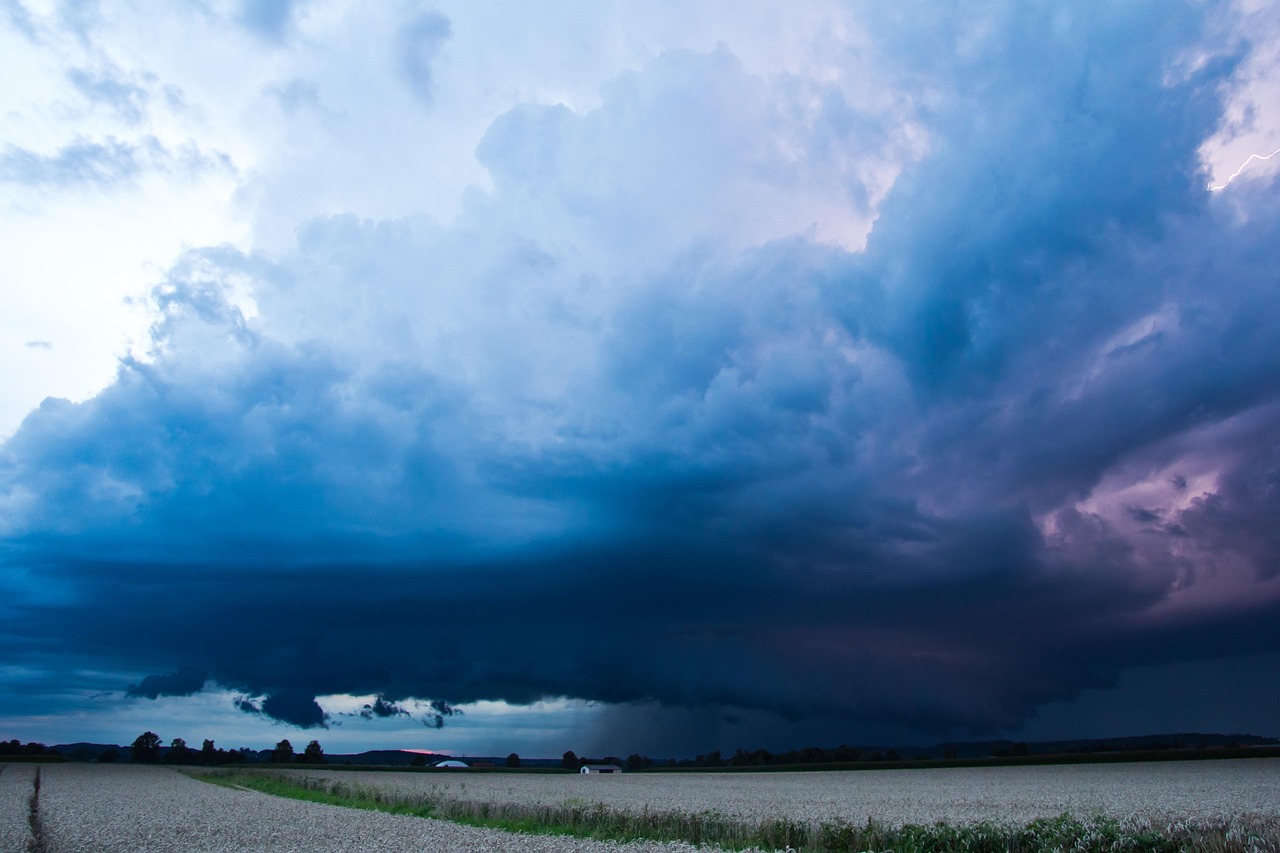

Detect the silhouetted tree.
xmin=0 ymin=741 xmax=55 ymax=756
xmin=301 ymin=740 xmax=325 ymax=764
xmin=168 ymin=737 xmax=192 ymax=764
xmin=561 ymin=750 xmax=579 ymax=770
xmin=98 ymin=747 xmax=120 ymax=763
xmin=505 ymin=753 xmax=521 ymax=768
xmin=132 ymin=731 xmax=162 ymax=763
xmin=201 ymin=739 xmax=216 ymax=764
xmin=271 ymin=739 xmax=295 ymax=763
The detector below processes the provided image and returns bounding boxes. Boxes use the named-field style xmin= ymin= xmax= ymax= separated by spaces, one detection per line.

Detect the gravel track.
xmin=0 ymin=764 xmax=37 ymax=852
xmin=293 ymin=758 xmax=1280 ymax=828
xmin=33 ymin=763 xmax=706 ymax=852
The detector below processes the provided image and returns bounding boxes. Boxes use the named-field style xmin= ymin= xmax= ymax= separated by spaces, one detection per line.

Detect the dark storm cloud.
xmin=126 ymin=667 xmax=207 ymax=699
xmin=262 ymin=691 xmax=327 ymax=728
xmin=2 ymin=1 xmax=1280 ymax=745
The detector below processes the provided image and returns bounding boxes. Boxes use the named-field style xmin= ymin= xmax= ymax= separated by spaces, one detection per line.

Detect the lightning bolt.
xmin=1208 ymin=146 xmax=1280 ymax=191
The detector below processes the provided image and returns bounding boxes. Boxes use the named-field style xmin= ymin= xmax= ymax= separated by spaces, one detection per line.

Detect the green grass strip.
xmin=191 ymin=769 xmax=1280 ymax=852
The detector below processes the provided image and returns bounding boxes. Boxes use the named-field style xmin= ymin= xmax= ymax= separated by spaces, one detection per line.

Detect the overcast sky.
xmin=2 ymin=0 xmax=1280 ymax=758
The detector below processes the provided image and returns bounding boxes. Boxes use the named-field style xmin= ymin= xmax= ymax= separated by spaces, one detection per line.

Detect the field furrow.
xmin=0 ymin=764 xmax=37 ymax=852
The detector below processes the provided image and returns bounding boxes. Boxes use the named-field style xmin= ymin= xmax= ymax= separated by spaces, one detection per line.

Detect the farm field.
xmin=287 ymin=758 xmax=1280 ymax=827
xmin=2 ymin=762 xmax=704 ymax=852
xmin=2 ymin=758 xmax=1278 ymax=851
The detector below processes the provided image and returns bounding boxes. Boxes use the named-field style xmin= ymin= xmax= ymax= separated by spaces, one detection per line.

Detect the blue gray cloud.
xmin=2 ymin=1 xmax=1279 ymax=743
xmin=0 ymin=136 xmax=231 ymax=189
xmin=66 ymin=66 xmax=153 ymax=124
xmin=238 ymin=0 xmax=307 ymax=41
xmin=397 ymin=10 xmax=452 ymax=104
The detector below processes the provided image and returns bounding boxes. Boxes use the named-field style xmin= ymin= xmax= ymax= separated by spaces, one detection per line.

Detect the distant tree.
xmin=561 ymin=750 xmax=578 ymax=770
xmin=98 ymin=747 xmax=120 ymax=763
xmin=409 ymin=755 xmax=427 ymax=767
xmin=625 ymin=753 xmax=646 ymax=771
xmin=944 ymin=746 xmax=958 ymax=760
xmin=505 ymin=752 xmax=521 ymax=768
xmin=271 ymin=739 xmax=295 ymax=763
xmin=201 ymin=739 xmax=216 ymax=765
xmin=886 ymin=749 xmax=901 ymax=762
xmin=132 ymin=731 xmax=162 ymax=763
xmin=168 ymin=737 xmax=192 ymax=764
xmin=301 ymin=740 xmax=325 ymax=764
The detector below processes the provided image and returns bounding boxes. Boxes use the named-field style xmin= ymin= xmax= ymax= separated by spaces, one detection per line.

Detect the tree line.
xmin=127 ymin=732 xmax=326 ymax=765
xmin=0 ymin=740 xmax=60 ymax=757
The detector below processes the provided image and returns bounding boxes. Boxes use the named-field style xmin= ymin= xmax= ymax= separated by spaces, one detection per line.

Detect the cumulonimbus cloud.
xmin=2 ymin=1 xmax=1280 ymax=741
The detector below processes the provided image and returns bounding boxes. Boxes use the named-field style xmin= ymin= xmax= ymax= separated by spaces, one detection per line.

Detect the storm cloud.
xmin=2 ymin=1 xmax=1279 ymax=748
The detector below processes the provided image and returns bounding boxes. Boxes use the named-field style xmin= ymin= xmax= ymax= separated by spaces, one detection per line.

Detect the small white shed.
xmin=579 ymin=764 xmax=622 ymax=774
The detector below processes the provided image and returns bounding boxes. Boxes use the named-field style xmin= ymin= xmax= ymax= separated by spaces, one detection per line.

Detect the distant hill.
xmin=48 ymin=743 xmax=124 ymax=762
xmin=323 ymin=750 xmax=449 ymax=766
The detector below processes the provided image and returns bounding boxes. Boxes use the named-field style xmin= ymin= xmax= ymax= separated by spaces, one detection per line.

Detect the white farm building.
xmin=580 ymin=764 xmax=622 ymax=774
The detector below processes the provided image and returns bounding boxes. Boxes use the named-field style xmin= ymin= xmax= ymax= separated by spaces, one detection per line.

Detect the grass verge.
xmin=192 ymin=769 xmax=1280 ymax=852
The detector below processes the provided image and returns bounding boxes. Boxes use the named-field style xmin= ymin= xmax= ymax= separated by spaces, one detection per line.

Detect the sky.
xmin=1 ymin=0 xmax=1279 ymax=759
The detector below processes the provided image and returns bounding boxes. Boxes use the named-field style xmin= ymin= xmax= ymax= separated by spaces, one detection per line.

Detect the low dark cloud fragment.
xmin=424 ymin=699 xmax=462 ymax=729
xmin=360 ymin=696 xmax=408 ymax=719
xmin=125 ymin=667 xmax=207 ymax=699
xmin=1126 ymin=506 xmax=1164 ymax=525
xmin=262 ymin=691 xmax=328 ymax=728
xmin=234 ymin=697 xmax=261 ymax=715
